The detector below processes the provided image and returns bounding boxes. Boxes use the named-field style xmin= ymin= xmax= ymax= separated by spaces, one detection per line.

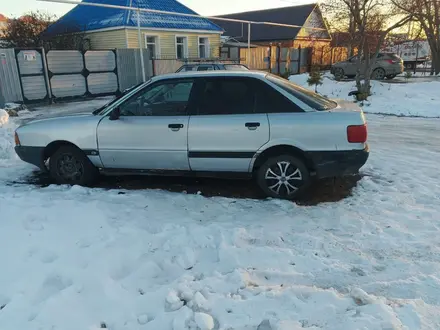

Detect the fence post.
xmin=298 ymin=45 xmax=302 ymax=74
xmin=330 ymin=48 xmax=334 ymax=65
xmin=41 ymin=47 xmax=53 ymax=103
xmin=268 ymin=45 xmax=272 ymax=73
xmin=277 ymin=44 xmax=281 ymax=75
xmin=321 ymin=46 xmax=325 ymax=66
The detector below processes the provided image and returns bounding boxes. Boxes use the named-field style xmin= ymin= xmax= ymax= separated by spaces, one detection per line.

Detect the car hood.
xmin=21 ymin=113 xmax=98 ymax=127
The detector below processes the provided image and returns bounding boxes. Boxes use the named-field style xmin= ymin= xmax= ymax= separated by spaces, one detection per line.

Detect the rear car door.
xmin=188 ymin=77 xmax=270 ymax=172
xmin=97 ymin=79 xmax=195 ymax=170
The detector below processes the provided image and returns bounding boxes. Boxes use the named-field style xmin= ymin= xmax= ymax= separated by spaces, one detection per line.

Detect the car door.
xmin=344 ymin=56 xmax=359 ymax=76
xmin=188 ymin=77 xmax=270 ymax=172
xmin=96 ymin=79 xmax=196 ymax=170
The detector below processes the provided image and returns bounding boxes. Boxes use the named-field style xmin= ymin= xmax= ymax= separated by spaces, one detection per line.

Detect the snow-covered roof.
xmin=43 ymin=0 xmax=223 ymax=37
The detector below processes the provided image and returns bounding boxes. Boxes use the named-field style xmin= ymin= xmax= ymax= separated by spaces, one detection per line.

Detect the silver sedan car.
xmin=14 ymin=71 xmax=369 ymax=200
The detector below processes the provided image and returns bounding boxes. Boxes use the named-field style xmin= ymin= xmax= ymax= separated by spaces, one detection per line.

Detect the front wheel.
xmin=372 ymin=68 xmax=386 ymax=80
xmin=49 ymin=145 xmax=98 ymax=186
xmin=256 ymin=155 xmax=310 ymax=200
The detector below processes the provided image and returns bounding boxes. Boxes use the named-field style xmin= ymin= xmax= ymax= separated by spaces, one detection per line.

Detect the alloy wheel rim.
xmin=56 ymin=153 xmax=84 ymax=182
xmin=375 ymin=70 xmax=385 ymax=79
xmin=265 ymin=161 xmax=303 ymax=196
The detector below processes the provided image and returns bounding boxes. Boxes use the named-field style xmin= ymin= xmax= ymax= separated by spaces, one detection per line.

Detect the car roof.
xmin=181 ymin=63 xmax=245 ymax=65
xmin=152 ymin=70 xmax=268 ymax=81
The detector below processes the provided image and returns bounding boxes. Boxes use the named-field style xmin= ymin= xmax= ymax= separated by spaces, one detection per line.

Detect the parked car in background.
xmin=176 ymin=63 xmax=249 ymax=72
xmin=331 ymin=53 xmax=404 ymax=80
xmin=14 ymin=71 xmax=368 ymax=200
xmin=381 ymin=40 xmax=430 ymax=70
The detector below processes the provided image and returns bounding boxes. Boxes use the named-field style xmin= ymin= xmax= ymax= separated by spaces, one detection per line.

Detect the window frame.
xmin=117 ymin=78 xmax=197 ymax=117
xmin=144 ymin=34 xmax=160 ymax=58
xmin=198 ymin=36 xmax=210 ymax=59
xmin=266 ymin=74 xmax=337 ymax=111
xmin=175 ymin=35 xmax=188 ymax=60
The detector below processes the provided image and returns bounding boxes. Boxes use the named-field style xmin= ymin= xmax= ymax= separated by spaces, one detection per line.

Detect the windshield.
xmin=224 ymin=64 xmax=249 ymax=71
xmin=92 ymin=82 xmax=148 ymax=115
xmin=266 ymin=74 xmax=337 ymax=111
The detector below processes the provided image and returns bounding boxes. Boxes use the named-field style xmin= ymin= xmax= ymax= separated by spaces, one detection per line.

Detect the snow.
xmin=0 ymin=109 xmax=8 ymax=126
xmin=0 ymin=97 xmax=440 ymax=329
xmin=289 ymin=73 xmax=440 ymax=118
xmin=194 ymin=312 xmax=215 ymax=330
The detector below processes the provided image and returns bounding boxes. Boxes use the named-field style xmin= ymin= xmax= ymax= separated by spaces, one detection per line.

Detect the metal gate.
xmin=5 ymin=48 xmax=154 ymax=104
xmin=15 ymin=49 xmax=50 ymax=102
xmin=47 ymin=49 xmax=119 ymax=100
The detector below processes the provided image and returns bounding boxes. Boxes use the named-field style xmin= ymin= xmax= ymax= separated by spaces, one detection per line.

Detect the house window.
xmin=198 ymin=37 xmax=209 ymax=58
xmin=176 ymin=36 xmax=188 ymax=59
xmin=145 ymin=35 xmax=159 ymax=58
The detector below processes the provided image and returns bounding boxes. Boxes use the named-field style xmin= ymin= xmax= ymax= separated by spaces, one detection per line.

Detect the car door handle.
xmin=245 ymin=122 xmax=260 ymax=130
xmin=168 ymin=123 xmax=184 ymax=131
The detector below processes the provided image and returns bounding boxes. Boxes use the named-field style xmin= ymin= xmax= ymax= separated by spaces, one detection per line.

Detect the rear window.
xmin=266 ymin=74 xmax=337 ymax=111
xmin=224 ymin=64 xmax=249 ymax=71
xmin=177 ymin=65 xmax=197 ymax=72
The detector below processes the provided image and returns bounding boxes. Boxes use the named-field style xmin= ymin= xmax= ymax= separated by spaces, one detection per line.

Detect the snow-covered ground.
xmin=289 ymin=74 xmax=440 ymax=118
xmin=1 ymin=90 xmax=440 ymax=329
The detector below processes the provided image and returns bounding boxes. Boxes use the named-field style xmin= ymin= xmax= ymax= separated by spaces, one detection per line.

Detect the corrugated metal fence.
xmin=0 ymin=49 xmax=24 ymax=103
xmin=117 ymin=49 xmax=152 ymax=92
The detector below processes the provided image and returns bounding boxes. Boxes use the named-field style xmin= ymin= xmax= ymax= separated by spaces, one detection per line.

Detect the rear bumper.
xmin=386 ymin=65 xmax=404 ymax=75
xmin=15 ymin=146 xmax=46 ymax=170
xmin=308 ymin=145 xmax=369 ymax=179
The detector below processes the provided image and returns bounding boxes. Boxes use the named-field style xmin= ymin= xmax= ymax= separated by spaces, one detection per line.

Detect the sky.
xmin=0 ymin=0 xmax=313 ymax=18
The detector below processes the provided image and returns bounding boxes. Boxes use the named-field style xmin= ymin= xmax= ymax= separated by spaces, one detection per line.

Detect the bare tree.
xmin=392 ymin=0 xmax=440 ymax=75
xmin=42 ymin=23 xmax=90 ymax=51
xmin=3 ymin=11 xmax=55 ymax=48
xmin=323 ymin=0 xmax=412 ymax=100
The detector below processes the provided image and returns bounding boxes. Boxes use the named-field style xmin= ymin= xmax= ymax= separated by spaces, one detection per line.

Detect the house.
xmin=216 ymin=4 xmax=331 ymax=49
xmin=43 ymin=0 xmax=223 ymax=59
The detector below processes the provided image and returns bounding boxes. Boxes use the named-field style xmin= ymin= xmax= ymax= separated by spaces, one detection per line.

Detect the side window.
xmin=197 ymin=65 xmax=214 ymax=71
xmin=119 ymin=80 xmax=194 ymax=117
xmin=195 ymin=78 xmax=255 ymax=115
xmin=254 ymin=80 xmax=303 ymax=114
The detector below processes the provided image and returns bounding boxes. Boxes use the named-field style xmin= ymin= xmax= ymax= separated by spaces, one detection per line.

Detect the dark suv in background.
xmin=331 ymin=53 xmax=404 ymax=80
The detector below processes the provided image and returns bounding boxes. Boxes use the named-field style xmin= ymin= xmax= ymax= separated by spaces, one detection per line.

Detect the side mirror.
xmin=109 ymin=107 xmax=121 ymax=121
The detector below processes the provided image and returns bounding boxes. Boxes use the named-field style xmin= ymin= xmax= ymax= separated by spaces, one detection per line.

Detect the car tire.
xmin=49 ymin=145 xmax=98 ymax=186
xmin=256 ymin=155 xmax=310 ymax=200
xmin=386 ymin=74 xmax=396 ymax=80
xmin=333 ymin=68 xmax=345 ymax=81
xmin=372 ymin=68 xmax=386 ymax=80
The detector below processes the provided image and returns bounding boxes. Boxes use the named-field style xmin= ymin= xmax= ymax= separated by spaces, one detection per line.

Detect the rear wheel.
xmin=333 ymin=68 xmax=345 ymax=81
xmin=49 ymin=145 xmax=98 ymax=186
xmin=372 ymin=68 xmax=386 ymax=80
xmin=256 ymin=155 xmax=310 ymax=200
xmin=386 ymin=74 xmax=397 ymax=79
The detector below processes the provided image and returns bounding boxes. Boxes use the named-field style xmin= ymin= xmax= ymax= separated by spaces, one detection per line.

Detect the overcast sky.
xmin=1 ymin=0 xmax=312 ymax=18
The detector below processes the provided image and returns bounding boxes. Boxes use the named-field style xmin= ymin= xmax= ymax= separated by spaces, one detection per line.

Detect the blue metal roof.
xmin=43 ymin=0 xmax=223 ymax=37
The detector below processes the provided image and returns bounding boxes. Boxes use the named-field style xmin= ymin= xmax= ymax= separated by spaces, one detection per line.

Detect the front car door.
xmin=97 ymin=78 xmax=196 ymax=170
xmin=188 ymin=77 xmax=270 ymax=172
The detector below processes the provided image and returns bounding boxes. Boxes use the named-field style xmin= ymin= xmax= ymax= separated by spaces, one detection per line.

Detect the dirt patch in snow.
xmin=14 ymin=171 xmax=363 ymax=206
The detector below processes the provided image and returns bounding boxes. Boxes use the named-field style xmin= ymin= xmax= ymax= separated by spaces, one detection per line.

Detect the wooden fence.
xmin=240 ymin=45 xmax=348 ymax=74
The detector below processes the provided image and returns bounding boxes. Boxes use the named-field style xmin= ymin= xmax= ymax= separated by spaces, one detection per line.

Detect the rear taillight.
xmin=14 ymin=132 xmax=21 ymax=146
xmin=386 ymin=59 xmax=398 ymax=64
xmin=347 ymin=124 xmax=367 ymax=143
